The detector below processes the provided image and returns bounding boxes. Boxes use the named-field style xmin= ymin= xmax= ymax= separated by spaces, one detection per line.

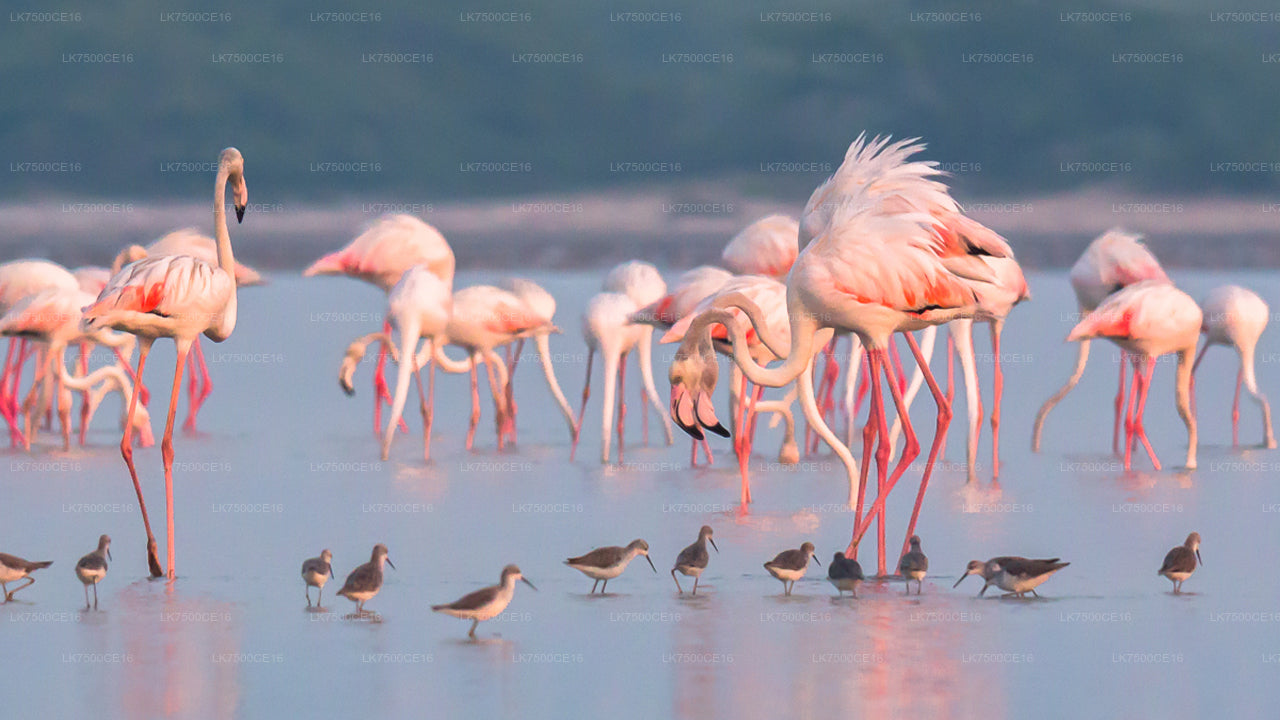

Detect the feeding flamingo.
xmin=1193 ymin=285 xmax=1274 ymax=448
xmin=377 ymin=266 xmax=452 ymax=462
xmin=304 ymin=214 xmax=455 ymax=434
xmin=669 ymin=136 xmax=1013 ymax=574
xmin=574 ymin=292 xmax=652 ymax=464
xmin=80 ymin=147 xmax=248 ymax=579
xmin=496 ymin=277 xmax=576 ymax=446
xmin=1033 ymin=229 xmax=1170 ymax=453
xmin=0 ymin=259 xmax=78 ymax=446
xmin=602 ymin=261 xmax=673 ymax=448
xmin=1066 ymin=280 xmax=1200 ymax=471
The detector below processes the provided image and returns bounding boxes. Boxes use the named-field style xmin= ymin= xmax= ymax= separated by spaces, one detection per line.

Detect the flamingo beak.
xmin=694 ymin=391 xmax=730 ymax=438
xmin=671 ymin=386 xmax=704 ymax=440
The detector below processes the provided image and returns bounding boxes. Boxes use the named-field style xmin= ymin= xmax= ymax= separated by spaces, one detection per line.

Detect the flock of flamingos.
xmin=0 ymin=137 xmax=1270 ymax=605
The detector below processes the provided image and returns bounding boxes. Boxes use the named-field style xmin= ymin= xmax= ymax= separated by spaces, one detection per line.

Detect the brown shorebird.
xmin=0 ymin=552 xmax=52 ymax=602
xmin=954 ymin=556 xmax=1069 ymax=598
xmin=565 ymin=539 xmax=657 ymax=593
xmin=1159 ymin=532 xmax=1202 ymax=593
xmin=828 ymin=552 xmax=864 ymax=597
xmin=432 ymin=564 xmax=537 ymax=639
xmin=898 ymin=535 xmax=929 ymax=595
xmin=336 ymin=544 xmax=394 ymax=614
xmin=763 ymin=542 xmax=819 ymax=596
xmin=301 ymin=549 xmax=334 ymax=607
xmin=75 ymin=535 xmax=111 ymax=610
xmin=671 ymin=525 xmax=718 ymax=595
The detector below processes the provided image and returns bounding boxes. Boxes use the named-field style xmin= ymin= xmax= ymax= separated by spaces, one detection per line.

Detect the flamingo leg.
xmin=1121 ymin=357 xmax=1139 ymax=470
xmin=503 ymin=338 xmax=524 ymax=445
xmin=1132 ymin=357 xmax=1160 ymax=469
xmin=869 ymin=349 xmax=892 ymax=576
xmin=466 ymin=359 xmax=480 ymax=450
xmin=616 ymin=351 xmax=628 ymax=465
xmin=1232 ymin=368 xmax=1243 ymax=448
xmin=898 ymin=333 xmax=951 ymax=556
xmin=1113 ymin=349 xmax=1128 ymax=456
xmin=112 ymin=346 xmax=150 ymax=406
xmin=372 ymin=320 xmax=393 ymax=435
xmin=1238 ymin=343 xmax=1276 ymax=448
xmin=414 ymin=354 xmax=434 ymax=461
xmin=1032 ymin=337 xmax=1090 ymax=452
xmin=482 ymin=353 xmax=507 ymax=450
xmin=736 ymin=378 xmax=753 ymax=507
xmin=56 ymin=348 xmax=71 ymax=451
xmin=1190 ymin=343 xmax=1209 ymax=417
xmin=120 ymin=338 xmax=163 ymax=577
xmin=990 ymin=319 xmax=1005 ymax=480
xmin=160 ymin=340 xmax=192 ymax=580
xmin=889 ymin=339 xmax=908 ymax=394
xmin=849 ymin=353 xmax=879 ymax=562
xmin=570 ymin=349 xmax=594 ymax=461
xmin=77 ymin=341 xmax=90 ymax=445
xmin=182 ymin=338 xmax=215 ymax=433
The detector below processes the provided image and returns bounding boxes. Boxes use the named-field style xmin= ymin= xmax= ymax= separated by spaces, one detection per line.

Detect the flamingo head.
xmin=668 ymin=325 xmax=730 ymax=441
xmin=220 ymin=147 xmax=248 ymax=223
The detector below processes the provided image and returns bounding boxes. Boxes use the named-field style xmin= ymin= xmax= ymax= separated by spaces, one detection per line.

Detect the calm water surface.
xmin=3 ymin=269 xmax=1278 ymax=719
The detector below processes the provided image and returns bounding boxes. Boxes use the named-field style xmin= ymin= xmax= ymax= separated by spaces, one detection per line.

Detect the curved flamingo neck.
xmin=208 ymin=164 xmax=238 ymax=341
xmin=680 ymin=291 xmax=823 ymax=389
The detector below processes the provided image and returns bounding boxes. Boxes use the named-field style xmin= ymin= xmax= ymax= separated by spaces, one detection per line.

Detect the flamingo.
xmin=0 ymin=259 xmax=78 ymax=446
xmin=602 ymin=261 xmax=673 ymax=448
xmin=1033 ymin=229 xmax=1170 ymax=453
xmin=662 ymin=274 xmax=801 ymax=506
xmin=304 ymin=214 xmax=455 ymax=434
xmin=55 ymin=361 xmax=154 ymax=448
xmin=721 ymin=214 xmax=799 ymax=279
xmin=378 ymin=266 xmax=451 ymax=462
xmin=496 ymin=277 xmax=576 ymax=446
xmin=0 ymin=287 xmax=139 ymax=450
xmin=1066 ymin=280 xmax=1200 ymax=470
xmin=112 ymin=228 xmax=266 ymax=433
xmin=630 ymin=265 xmax=732 ymax=464
xmin=574 ymin=292 xmax=652 ymax=464
xmin=668 ymin=135 xmax=1013 ymax=575
xmin=1193 ymin=285 xmax=1275 ymax=449
xmin=80 ymin=147 xmax=248 ymax=579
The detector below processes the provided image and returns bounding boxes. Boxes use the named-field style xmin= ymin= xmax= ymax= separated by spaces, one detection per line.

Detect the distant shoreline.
xmin=3 ymin=190 xmax=1276 ymax=271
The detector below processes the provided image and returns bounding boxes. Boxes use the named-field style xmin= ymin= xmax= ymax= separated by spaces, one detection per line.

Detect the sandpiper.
xmin=74 ymin=535 xmax=111 ymax=610
xmin=0 ymin=552 xmax=52 ymax=602
xmin=565 ymin=539 xmax=657 ymax=594
xmin=898 ymin=535 xmax=929 ymax=595
xmin=764 ymin=542 xmax=819 ymax=596
xmin=953 ymin=556 xmax=1070 ymax=598
xmin=1159 ymin=532 xmax=1202 ymax=593
xmin=671 ymin=525 xmax=718 ymax=595
xmin=336 ymin=544 xmax=394 ymax=615
xmin=432 ymin=564 xmax=537 ymax=639
xmin=301 ymin=549 xmax=334 ymax=607
xmin=828 ymin=552 xmax=864 ymax=597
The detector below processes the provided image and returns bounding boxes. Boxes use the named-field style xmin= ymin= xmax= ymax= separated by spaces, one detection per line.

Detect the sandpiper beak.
xmin=645 ymin=555 xmax=657 ymax=573
xmin=708 ymin=537 xmax=719 ymax=553
xmin=812 ymin=554 xmax=821 ymax=567
xmin=1195 ymin=549 xmax=1203 ymax=566
xmin=522 ymin=577 xmax=538 ymax=591
xmin=107 ymin=549 xmax=113 ymax=562
xmin=386 ymin=558 xmax=396 ymax=570
xmin=952 ymin=573 xmax=969 ymax=589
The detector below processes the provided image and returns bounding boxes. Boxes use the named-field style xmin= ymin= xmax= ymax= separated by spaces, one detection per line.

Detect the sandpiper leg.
xmin=306 ymin=587 xmax=312 ymax=607
xmin=84 ymin=584 xmax=91 ymax=610
xmin=468 ymin=620 xmax=478 ymax=639
xmin=692 ymin=576 xmax=700 ymax=596
xmin=1031 ymin=589 xmax=1040 ymax=598
xmin=0 ymin=581 xmax=6 ymax=601
xmin=92 ymin=582 xmax=98 ymax=610
xmin=671 ymin=569 xmax=683 ymax=594
xmin=602 ymin=579 xmax=609 ymax=594
xmin=318 ymin=587 xmax=323 ymax=607
xmin=590 ymin=579 xmax=599 ymax=594
xmin=8 ymin=576 xmax=36 ymax=600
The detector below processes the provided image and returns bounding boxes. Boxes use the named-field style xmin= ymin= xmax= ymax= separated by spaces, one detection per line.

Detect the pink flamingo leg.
xmin=119 ymin=339 xmax=164 ymax=578
xmin=77 ymin=341 xmax=90 ymax=445
xmin=1232 ymin=368 xmax=1243 ymax=447
xmin=939 ymin=331 xmax=955 ymax=458
xmin=889 ymin=339 xmax=908 ymax=394
xmin=503 ymin=339 xmax=524 ymax=445
xmin=735 ymin=378 xmax=756 ymax=507
xmin=1131 ymin=357 xmax=1160 ymax=469
xmin=700 ymin=437 xmax=714 ymax=465
xmin=641 ymin=366 xmax=649 ymax=447
xmin=849 ymin=352 xmax=879 ymax=562
xmin=372 ymin=320 xmax=394 ymax=435
xmin=854 ymin=351 xmax=871 ymax=418
xmin=0 ymin=339 xmax=24 ymax=447
xmin=1122 ymin=358 xmax=1140 ymax=470
xmin=897 ymin=333 xmax=952 ymax=558
xmin=466 ymin=360 xmax=480 ymax=450
xmin=1189 ymin=343 xmax=1209 ymax=415
xmin=869 ymin=349 xmax=893 ymax=576
xmin=570 ymin=349 xmax=593 ymax=461
xmin=990 ymin=322 xmax=1004 ymax=480
xmin=1113 ymin=349 xmax=1127 ymax=455
xmin=160 ymin=341 xmax=191 ymax=580
xmin=415 ymin=357 xmax=434 ymax=461
xmin=111 ymin=347 xmax=150 ymax=406
xmin=615 ymin=352 xmax=628 ymax=464
xmin=483 ymin=357 xmax=507 ymax=450
xmin=182 ymin=338 xmax=215 ymax=433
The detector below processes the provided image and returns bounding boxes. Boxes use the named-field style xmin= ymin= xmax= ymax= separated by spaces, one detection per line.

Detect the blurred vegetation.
xmin=2 ymin=0 xmax=1277 ymax=200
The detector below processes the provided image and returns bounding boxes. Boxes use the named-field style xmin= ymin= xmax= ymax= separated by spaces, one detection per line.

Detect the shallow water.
xmin=4 ymin=269 xmax=1279 ymax=719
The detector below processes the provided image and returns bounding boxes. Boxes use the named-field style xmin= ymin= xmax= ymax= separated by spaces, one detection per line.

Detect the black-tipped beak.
xmin=107 ymin=549 xmax=113 ymax=562
xmin=952 ymin=573 xmax=969 ymax=589
xmin=708 ymin=538 xmax=719 ymax=553
xmin=704 ymin=421 xmax=730 ymax=438
xmin=340 ymin=376 xmax=356 ymax=396
xmin=645 ymin=554 xmax=657 ymax=573
xmin=812 ymin=554 xmax=821 ymax=567
xmin=235 ymin=204 xmax=246 ymax=223
xmin=523 ymin=577 xmax=538 ymax=591
xmin=1196 ymin=549 xmax=1203 ymax=566
xmin=386 ymin=558 xmax=396 ymax=570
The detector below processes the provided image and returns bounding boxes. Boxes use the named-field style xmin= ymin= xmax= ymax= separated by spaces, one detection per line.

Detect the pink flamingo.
xmin=663 ymin=274 xmax=801 ymax=506
xmin=721 ymin=214 xmax=799 ymax=280
xmin=1066 ymin=280 xmax=1200 ymax=470
xmin=1033 ymin=229 xmax=1170 ymax=453
xmin=670 ymin=136 xmax=1013 ymax=575
xmin=112 ymin=228 xmax=265 ymax=432
xmin=378 ymin=266 xmax=452 ymax=461
xmin=630 ymin=265 xmax=732 ymax=465
xmin=0 ymin=259 xmax=78 ymax=446
xmin=573 ymin=292 xmax=651 ymax=464
xmin=80 ymin=147 xmax=248 ymax=579
xmin=304 ymin=214 xmax=455 ymax=434
xmin=0 ymin=287 xmax=140 ymax=450
xmin=602 ymin=261 xmax=673 ymax=448
xmin=1193 ymin=285 xmax=1275 ymax=448
xmin=496 ymin=277 xmax=577 ymax=446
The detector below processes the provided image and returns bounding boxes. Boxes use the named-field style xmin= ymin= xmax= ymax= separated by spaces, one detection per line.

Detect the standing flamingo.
xmin=80 ymin=147 xmax=248 ymax=579
xmin=0 ymin=259 xmax=78 ymax=446
xmin=721 ymin=214 xmax=799 ymax=279
xmin=630 ymin=265 xmax=732 ymax=465
xmin=668 ymin=135 xmax=1013 ymax=575
xmin=1033 ymin=229 xmax=1170 ymax=453
xmin=304 ymin=214 xmax=455 ymax=434
xmin=602 ymin=261 xmax=673 ymax=448
xmin=112 ymin=228 xmax=266 ymax=433
xmin=574 ymin=292 xmax=650 ymax=464
xmin=496 ymin=277 xmax=576 ymax=446
xmin=1066 ymin=281 xmax=1200 ymax=470
xmin=1193 ymin=285 xmax=1275 ymax=449
xmin=379 ymin=266 xmax=451 ymax=461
